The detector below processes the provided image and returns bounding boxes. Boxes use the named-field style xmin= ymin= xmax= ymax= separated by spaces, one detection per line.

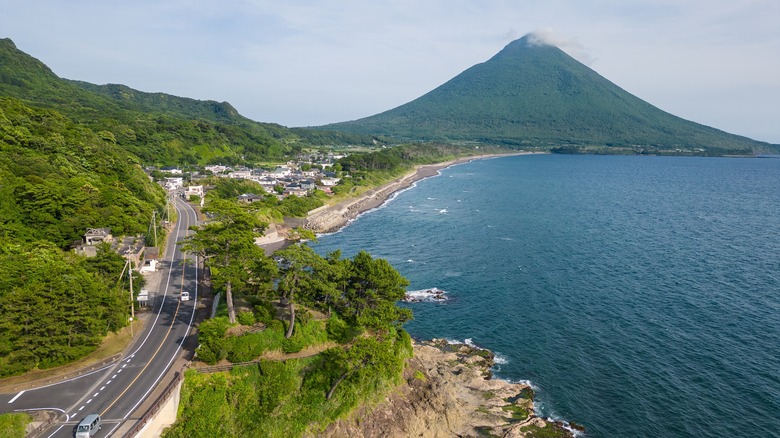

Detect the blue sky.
xmin=2 ymin=0 xmax=779 ymax=143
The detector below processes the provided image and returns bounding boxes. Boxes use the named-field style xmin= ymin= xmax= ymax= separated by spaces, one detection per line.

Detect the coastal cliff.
xmin=315 ymin=339 xmax=578 ymax=438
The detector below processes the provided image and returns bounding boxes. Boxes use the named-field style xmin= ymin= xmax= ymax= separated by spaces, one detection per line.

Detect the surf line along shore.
xmin=304 ymin=151 xmax=541 ymax=234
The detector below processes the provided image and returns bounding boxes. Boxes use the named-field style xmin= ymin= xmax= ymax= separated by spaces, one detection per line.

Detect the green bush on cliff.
xmin=165 ymin=329 xmax=412 ymax=438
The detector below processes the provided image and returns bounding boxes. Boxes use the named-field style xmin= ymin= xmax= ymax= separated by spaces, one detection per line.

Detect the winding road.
xmin=1 ymin=196 xmax=200 ymax=437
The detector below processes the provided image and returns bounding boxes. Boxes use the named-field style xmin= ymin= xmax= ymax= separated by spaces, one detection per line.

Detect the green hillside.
xmin=322 ymin=34 xmax=778 ymax=155
xmin=0 ymin=96 xmax=165 ymax=375
xmin=0 ymin=38 xmax=378 ymax=166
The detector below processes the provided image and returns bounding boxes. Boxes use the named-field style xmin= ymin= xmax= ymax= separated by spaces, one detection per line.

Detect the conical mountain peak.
xmin=321 ymin=33 xmax=773 ymax=154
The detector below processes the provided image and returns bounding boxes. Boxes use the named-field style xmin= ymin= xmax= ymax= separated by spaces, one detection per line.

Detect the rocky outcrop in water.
xmin=315 ymin=339 xmax=578 ymax=438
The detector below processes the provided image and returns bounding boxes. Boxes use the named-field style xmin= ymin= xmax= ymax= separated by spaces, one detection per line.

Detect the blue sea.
xmin=313 ymin=154 xmax=780 ymax=437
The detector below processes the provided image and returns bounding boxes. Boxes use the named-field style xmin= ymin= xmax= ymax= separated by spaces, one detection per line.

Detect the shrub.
xmin=197 ymin=317 xmax=231 ymax=365
xmin=237 ymin=311 xmax=256 ymax=326
xmin=254 ymin=302 xmax=275 ymax=324
xmin=282 ymin=337 xmax=304 ymax=354
xmin=0 ymin=412 xmax=31 ymax=438
xmin=326 ymin=314 xmax=359 ymax=344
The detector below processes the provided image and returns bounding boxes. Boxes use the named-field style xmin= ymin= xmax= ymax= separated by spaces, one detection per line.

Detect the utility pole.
xmin=128 ymin=259 xmax=135 ymax=338
xmin=152 ymin=210 xmax=157 ymax=248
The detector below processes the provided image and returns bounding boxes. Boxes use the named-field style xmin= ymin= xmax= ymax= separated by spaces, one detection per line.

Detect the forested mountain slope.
xmin=322 ymin=34 xmax=778 ymax=155
xmin=0 ymin=96 xmax=162 ymax=376
xmin=0 ymin=38 xmax=377 ymax=166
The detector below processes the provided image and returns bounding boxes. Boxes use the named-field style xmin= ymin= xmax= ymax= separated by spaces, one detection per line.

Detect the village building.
xmin=164 ymin=177 xmax=184 ymax=190
xmin=84 ymin=227 xmax=113 ymax=245
xmin=228 ymin=170 xmax=252 ymax=179
xmin=139 ymin=247 xmax=159 ymax=273
xmin=185 ymin=185 xmax=204 ymax=200
xmin=238 ymin=193 xmax=265 ymax=203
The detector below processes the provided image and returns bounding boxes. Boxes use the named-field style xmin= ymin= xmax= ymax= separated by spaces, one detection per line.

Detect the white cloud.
xmin=0 ymin=0 xmax=778 ymax=142
xmin=527 ymin=27 xmax=595 ymax=65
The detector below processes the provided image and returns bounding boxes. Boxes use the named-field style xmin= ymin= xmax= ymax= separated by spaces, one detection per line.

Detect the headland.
xmin=317 ymin=339 xmax=578 ymax=437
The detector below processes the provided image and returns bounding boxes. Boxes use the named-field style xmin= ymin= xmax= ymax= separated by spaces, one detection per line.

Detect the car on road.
xmin=75 ymin=414 xmax=101 ymax=437
xmin=180 ymin=291 xmax=190 ymax=301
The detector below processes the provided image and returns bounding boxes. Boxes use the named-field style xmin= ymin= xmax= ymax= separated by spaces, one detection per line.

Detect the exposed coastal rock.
xmin=403 ymin=288 xmax=448 ymax=303
xmin=315 ymin=339 xmax=578 ymax=438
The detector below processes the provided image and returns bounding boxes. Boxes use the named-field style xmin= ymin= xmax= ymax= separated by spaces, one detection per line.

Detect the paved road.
xmin=1 ymin=197 xmax=199 ymax=437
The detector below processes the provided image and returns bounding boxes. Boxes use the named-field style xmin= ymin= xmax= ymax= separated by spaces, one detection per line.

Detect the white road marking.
xmin=78 ymin=406 xmax=84 ymax=411
xmin=86 ymin=399 xmax=92 ymax=404
xmin=100 ymin=386 xmax=105 ymax=391
xmin=7 ymin=390 xmax=25 ymax=403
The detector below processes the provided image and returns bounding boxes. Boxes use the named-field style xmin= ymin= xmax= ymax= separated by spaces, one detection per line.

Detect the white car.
xmin=180 ymin=291 xmax=190 ymax=302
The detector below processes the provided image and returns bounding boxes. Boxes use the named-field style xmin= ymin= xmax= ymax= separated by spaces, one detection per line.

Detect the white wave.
xmin=403 ymin=287 xmax=448 ymax=303
xmin=427 ymin=197 xmax=436 ymax=200
xmin=406 ymin=259 xmax=414 ymax=263
xmin=494 ymin=353 xmax=509 ymax=365
xmin=438 ymin=208 xmax=448 ymax=214
xmin=504 ymin=378 xmax=536 ymax=388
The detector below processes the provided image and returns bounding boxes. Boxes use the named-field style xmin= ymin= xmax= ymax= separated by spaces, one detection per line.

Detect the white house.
xmin=185 ymin=185 xmax=204 ymax=199
xmin=140 ymin=247 xmax=159 ymax=273
xmin=205 ymin=165 xmax=230 ymax=174
xmin=228 ymin=170 xmax=252 ymax=179
xmin=164 ymin=177 xmax=184 ymax=190
xmin=319 ymin=177 xmax=341 ymax=187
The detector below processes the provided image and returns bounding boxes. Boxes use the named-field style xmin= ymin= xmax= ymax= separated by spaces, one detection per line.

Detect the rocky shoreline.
xmin=304 ymin=153 xmax=537 ymax=234
xmin=317 ymin=339 xmax=580 ymax=437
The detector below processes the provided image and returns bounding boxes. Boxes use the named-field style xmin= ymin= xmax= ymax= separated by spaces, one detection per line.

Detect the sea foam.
xmin=403 ymin=287 xmax=448 ymax=303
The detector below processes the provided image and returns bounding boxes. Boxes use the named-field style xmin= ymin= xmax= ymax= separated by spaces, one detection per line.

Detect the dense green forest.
xmin=0 ymin=97 xmax=166 ymax=247
xmin=0 ymin=242 xmax=143 ymax=377
xmin=0 ymin=97 xmax=159 ymax=376
xmin=323 ymin=35 xmax=779 ymax=155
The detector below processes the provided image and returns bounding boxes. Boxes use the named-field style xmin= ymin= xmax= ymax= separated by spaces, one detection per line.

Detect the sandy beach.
xmin=304 ymin=152 xmax=540 ymax=234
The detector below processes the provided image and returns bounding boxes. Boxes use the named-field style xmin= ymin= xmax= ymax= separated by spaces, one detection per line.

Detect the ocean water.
xmin=313 ymin=154 xmax=780 ymax=437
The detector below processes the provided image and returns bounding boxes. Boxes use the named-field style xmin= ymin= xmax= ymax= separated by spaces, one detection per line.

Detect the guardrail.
xmin=121 ymin=370 xmax=184 ymax=438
